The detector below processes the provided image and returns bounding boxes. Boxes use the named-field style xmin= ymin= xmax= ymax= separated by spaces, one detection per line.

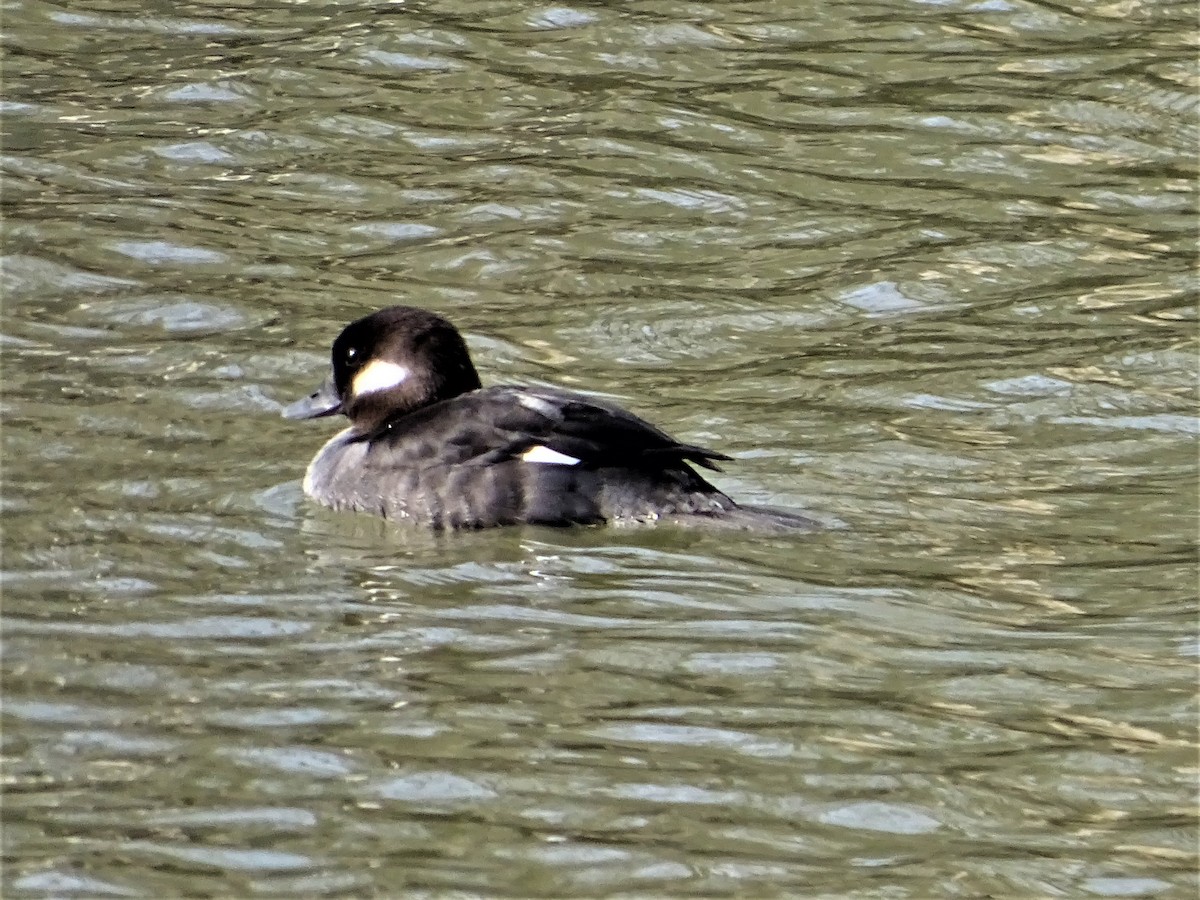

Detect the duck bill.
xmin=282 ymin=374 xmax=342 ymax=420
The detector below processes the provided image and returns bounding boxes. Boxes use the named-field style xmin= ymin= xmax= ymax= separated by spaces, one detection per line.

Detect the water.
xmin=3 ymin=0 xmax=1196 ymax=895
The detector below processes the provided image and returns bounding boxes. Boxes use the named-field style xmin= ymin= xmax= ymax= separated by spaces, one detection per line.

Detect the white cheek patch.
xmin=521 ymin=445 xmax=581 ymax=466
xmin=352 ymin=360 xmax=409 ymax=397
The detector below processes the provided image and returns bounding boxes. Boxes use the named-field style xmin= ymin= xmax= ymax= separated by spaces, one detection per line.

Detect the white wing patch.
xmin=515 ymin=391 xmax=561 ymax=419
xmin=352 ymin=360 xmax=409 ymax=397
xmin=521 ymin=445 xmax=581 ymax=466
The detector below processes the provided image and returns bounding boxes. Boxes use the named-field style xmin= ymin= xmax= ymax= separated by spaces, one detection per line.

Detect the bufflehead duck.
xmin=284 ymin=306 xmax=815 ymax=531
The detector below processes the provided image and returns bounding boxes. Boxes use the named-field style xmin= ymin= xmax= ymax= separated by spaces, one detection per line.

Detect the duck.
xmin=284 ymin=306 xmax=814 ymax=531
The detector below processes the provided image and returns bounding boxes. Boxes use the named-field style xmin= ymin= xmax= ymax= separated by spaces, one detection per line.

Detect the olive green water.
xmin=2 ymin=0 xmax=1196 ymax=896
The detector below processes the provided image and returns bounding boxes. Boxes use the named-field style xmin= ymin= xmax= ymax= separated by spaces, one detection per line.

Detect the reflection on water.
xmin=2 ymin=0 xmax=1195 ymax=895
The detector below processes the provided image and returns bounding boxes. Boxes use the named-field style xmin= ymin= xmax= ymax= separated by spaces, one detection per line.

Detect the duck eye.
xmin=343 ymin=346 xmax=359 ymax=367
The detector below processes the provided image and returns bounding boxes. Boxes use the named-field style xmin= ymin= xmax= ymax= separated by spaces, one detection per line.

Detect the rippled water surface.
xmin=3 ymin=0 xmax=1196 ymax=896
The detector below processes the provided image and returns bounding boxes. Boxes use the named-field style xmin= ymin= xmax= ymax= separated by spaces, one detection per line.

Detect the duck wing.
xmin=365 ymin=385 xmax=731 ymax=473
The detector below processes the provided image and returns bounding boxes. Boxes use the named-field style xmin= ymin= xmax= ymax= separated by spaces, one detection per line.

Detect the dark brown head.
xmin=283 ymin=306 xmax=483 ymax=432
